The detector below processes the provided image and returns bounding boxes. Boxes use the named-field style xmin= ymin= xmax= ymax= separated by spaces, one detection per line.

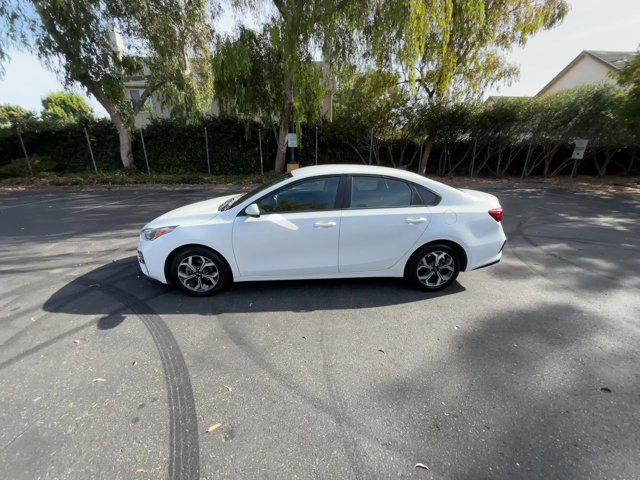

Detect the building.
xmin=536 ymin=50 xmax=637 ymax=96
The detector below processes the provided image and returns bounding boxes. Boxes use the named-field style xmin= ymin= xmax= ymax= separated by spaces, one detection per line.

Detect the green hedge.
xmin=0 ymin=117 xmax=280 ymax=175
xmin=1 ymin=116 xmax=638 ymax=178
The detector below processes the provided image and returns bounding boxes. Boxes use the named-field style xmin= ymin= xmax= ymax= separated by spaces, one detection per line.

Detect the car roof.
xmin=289 ymin=164 xmax=460 ymax=196
xmin=291 ymin=164 xmax=424 ymax=181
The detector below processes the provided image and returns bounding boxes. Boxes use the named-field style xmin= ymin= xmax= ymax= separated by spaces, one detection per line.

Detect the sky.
xmin=0 ymin=0 xmax=638 ymax=118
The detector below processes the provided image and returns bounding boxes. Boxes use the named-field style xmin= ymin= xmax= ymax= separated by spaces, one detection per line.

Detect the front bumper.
xmin=137 ymin=249 xmax=150 ymax=276
xmin=137 ymin=237 xmax=170 ymax=283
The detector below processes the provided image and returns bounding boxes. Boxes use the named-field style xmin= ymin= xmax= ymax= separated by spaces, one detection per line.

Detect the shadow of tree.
xmin=373 ymin=302 xmax=640 ymax=479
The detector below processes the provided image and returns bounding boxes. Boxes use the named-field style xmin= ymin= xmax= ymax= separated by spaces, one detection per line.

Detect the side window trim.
xmin=240 ymin=174 xmax=343 ymax=215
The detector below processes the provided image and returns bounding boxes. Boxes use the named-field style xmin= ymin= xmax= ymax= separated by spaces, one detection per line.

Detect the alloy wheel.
xmin=416 ymin=250 xmax=455 ymax=288
xmin=177 ymin=255 xmax=219 ymax=293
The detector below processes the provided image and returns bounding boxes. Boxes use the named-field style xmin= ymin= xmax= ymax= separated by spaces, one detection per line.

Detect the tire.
xmin=168 ymin=247 xmax=230 ymax=297
xmin=407 ymin=244 xmax=460 ymax=292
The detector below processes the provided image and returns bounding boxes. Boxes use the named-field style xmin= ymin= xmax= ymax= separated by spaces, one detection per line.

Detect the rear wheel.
xmin=169 ymin=247 xmax=230 ymax=296
xmin=407 ymin=244 xmax=460 ymax=291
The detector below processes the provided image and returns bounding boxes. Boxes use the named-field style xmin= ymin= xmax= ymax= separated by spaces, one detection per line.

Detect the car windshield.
xmin=218 ymin=174 xmax=291 ymax=211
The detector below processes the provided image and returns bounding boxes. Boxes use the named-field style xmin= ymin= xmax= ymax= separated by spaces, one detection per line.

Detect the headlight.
xmin=141 ymin=226 xmax=177 ymax=241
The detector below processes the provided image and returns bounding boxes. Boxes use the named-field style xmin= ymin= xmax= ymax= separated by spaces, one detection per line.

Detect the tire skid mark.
xmin=1 ymin=263 xmax=200 ymax=480
xmin=95 ymin=282 xmax=200 ymax=480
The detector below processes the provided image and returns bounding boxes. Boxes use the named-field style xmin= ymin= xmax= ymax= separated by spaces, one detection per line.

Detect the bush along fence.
xmin=1 ymin=88 xmax=639 ymax=179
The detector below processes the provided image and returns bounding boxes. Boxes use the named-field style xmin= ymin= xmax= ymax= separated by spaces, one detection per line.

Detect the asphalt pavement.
xmin=0 ymin=182 xmax=639 ymax=480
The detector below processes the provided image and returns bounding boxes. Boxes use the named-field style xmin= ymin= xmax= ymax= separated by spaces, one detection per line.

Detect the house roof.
xmin=586 ymin=50 xmax=637 ymax=70
xmin=536 ymin=50 xmax=638 ymax=96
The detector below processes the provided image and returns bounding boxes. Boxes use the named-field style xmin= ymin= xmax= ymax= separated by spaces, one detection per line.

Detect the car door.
xmin=339 ymin=175 xmax=432 ymax=273
xmin=232 ymin=176 xmax=343 ymax=277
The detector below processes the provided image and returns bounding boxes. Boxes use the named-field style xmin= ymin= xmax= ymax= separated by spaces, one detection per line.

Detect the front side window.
xmin=220 ymin=174 xmax=290 ymax=211
xmin=350 ymin=176 xmax=412 ymax=208
xmin=258 ymin=176 xmax=340 ymax=213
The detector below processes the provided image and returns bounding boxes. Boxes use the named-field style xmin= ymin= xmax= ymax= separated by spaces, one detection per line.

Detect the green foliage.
xmin=334 ymin=68 xmax=409 ymax=138
xmin=41 ymin=92 xmax=94 ymax=124
xmin=0 ymin=104 xmax=37 ymax=129
xmin=368 ymin=0 xmax=569 ymax=100
xmin=212 ymin=27 xmax=284 ymax=122
xmin=1 ymin=85 xmax=638 ymax=179
xmin=1 ymin=0 xmax=215 ymax=167
xmin=616 ymin=51 xmax=640 ymax=131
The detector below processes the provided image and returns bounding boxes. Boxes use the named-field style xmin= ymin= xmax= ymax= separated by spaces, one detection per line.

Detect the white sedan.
xmin=137 ymin=165 xmax=506 ymax=296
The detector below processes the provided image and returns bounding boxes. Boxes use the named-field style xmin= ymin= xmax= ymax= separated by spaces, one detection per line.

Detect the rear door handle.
xmin=314 ymin=221 xmax=337 ymax=228
xmin=405 ymin=217 xmax=427 ymax=224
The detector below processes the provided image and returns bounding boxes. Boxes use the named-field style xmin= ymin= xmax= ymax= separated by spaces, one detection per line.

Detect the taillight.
xmin=488 ymin=207 xmax=503 ymax=222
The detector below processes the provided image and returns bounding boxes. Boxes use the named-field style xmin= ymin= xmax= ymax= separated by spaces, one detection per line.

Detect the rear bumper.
xmin=465 ymin=231 xmax=507 ymax=271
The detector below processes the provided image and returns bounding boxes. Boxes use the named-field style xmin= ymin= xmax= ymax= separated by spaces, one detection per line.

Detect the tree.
xmin=617 ymin=51 xmax=640 ymax=130
xmin=0 ymin=104 xmax=37 ymax=129
xmin=41 ymin=92 xmax=94 ymax=124
xmin=1 ymin=0 xmax=214 ymax=169
xmin=332 ymin=67 xmax=411 ymax=166
xmin=217 ymin=0 xmax=371 ymax=172
xmin=367 ymin=0 xmax=569 ymax=175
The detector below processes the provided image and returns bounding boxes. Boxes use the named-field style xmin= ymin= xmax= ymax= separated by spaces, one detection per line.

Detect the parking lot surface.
xmin=0 ymin=183 xmax=639 ymax=480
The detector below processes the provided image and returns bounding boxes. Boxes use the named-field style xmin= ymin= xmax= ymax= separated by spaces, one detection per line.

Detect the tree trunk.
xmin=274 ymin=79 xmax=294 ymax=172
xmin=91 ymin=90 xmax=134 ymax=169
xmin=113 ymin=113 xmax=134 ymax=169
xmin=418 ymin=142 xmax=433 ymax=176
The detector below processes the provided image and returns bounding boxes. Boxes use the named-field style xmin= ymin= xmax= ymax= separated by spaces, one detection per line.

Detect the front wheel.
xmin=407 ymin=244 xmax=460 ymax=291
xmin=168 ymin=247 xmax=230 ymax=296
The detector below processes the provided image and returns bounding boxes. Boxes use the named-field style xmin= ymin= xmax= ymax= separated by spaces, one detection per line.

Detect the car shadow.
xmin=43 ymin=256 xmax=465 ymax=317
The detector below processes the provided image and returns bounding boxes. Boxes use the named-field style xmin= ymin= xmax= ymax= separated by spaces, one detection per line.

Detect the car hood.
xmin=144 ymin=194 xmax=239 ymax=228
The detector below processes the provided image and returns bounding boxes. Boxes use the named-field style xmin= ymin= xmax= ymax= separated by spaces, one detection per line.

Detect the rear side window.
xmin=350 ymin=176 xmax=412 ymax=208
xmin=413 ymin=185 xmax=440 ymax=206
xmin=258 ymin=176 xmax=340 ymax=213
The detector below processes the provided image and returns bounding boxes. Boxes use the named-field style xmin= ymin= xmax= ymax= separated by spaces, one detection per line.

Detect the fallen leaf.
xmin=223 ymin=385 xmax=232 ymax=392
xmin=206 ymin=423 xmax=222 ymax=432
xmin=415 ymin=463 xmax=430 ymax=470
xmin=93 ymin=378 xmax=107 ymax=383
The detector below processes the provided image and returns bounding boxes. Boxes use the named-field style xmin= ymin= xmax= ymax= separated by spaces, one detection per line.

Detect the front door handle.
xmin=314 ymin=221 xmax=337 ymax=228
xmin=405 ymin=217 xmax=427 ymax=224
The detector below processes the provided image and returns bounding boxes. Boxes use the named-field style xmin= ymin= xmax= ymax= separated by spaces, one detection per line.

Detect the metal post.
xmin=17 ymin=131 xmax=33 ymax=176
xmin=258 ymin=128 xmax=264 ymax=175
xmin=368 ymin=128 xmax=373 ymax=165
xmin=204 ymin=126 xmax=211 ymax=175
xmin=84 ymin=127 xmax=98 ymax=173
xmin=139 ymin=128 xmax=150 ymax=175
xmin=315 ymin=125 xmax=318 ymax=165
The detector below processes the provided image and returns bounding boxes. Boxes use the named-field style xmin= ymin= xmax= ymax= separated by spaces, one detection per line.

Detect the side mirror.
xmin=245 ymin=203 xmax=260 ymax=217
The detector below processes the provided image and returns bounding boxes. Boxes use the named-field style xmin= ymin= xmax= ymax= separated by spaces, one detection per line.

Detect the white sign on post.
xmin=287 ymin=133 xmax=298 ymax=148
xmin=571 ymin=139 xmax=589 ymax=160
